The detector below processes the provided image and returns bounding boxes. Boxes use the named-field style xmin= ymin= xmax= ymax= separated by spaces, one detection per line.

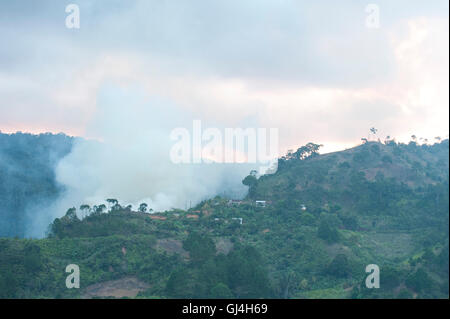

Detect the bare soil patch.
xmin=156 ymin=238 xmax=189 ymax=258
xmin=82 ymin=276 xmax=150 ymax=299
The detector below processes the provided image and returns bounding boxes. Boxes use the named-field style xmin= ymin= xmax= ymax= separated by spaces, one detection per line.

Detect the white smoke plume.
xmin=26 ymin=85 xmax=257 ymax=237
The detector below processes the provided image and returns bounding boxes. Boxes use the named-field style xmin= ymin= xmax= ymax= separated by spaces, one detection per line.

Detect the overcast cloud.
xmin=0 ymin=0 xmax=448 ymax=153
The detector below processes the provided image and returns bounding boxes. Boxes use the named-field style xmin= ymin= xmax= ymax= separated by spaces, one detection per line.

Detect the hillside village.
xmin=147 ymin=199 xmax=286 ymax=224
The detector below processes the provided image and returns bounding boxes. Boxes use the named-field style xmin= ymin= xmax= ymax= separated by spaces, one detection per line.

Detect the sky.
xmin=0 ymin=0 xmax=449 ymax=154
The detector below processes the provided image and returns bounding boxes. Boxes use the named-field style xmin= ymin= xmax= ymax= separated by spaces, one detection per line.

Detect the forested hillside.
xmin=0 ymin=139 xmax=448 ymax=299
xmin=0 ymin=132 xmax=74 ymax=237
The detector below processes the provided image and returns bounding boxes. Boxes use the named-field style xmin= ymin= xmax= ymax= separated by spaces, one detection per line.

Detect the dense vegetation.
xmin=0 ymin=132 xmax=74 ymax=237
xmin=0 ymin=137 xmax=448 ymax=298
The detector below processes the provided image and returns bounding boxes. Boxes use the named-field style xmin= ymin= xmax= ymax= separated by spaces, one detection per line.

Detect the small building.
xmin=300 ymin=204 xmax=307 ymax=211
xmin=255 ymin=200 xmax=266 ymax=208
xmin=150 ymin=215 xmax=167 ymax=221
xmin=186 ymin=214 xmax=199 ymax=220
xmin=228 ymin=200 xmax=243 ymax=206
xmin=231 ymin=217 xmax=243 ymax=225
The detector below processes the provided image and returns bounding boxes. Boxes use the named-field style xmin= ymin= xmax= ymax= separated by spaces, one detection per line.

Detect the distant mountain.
xmin=0 ymin=132 xmax=74 ymax=237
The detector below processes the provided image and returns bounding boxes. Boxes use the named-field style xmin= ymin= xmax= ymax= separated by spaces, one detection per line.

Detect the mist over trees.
xmin=0 ymin=132 xmax=74 ymax=237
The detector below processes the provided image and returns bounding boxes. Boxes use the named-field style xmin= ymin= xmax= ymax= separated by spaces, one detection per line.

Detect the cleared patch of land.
xmin=82 ymin=276 xmax=150 ymax=299
xmin=215 ymin=237 xmax=234 ymax=255
xmin=156 ymin=238 xmax=189 ymax=258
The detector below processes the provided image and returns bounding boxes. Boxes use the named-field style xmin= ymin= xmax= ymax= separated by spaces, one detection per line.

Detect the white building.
xmin=255 ymin=200 xmax=266 ymax=208
xmin=232 ymin=217 xmax=243 ymax=225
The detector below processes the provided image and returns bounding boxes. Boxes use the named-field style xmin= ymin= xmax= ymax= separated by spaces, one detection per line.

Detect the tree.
xmin=111 ymin=203 xmax=122 ymax=211
xmin=226 ymin=245 xmax=272 ymax=298
xmin=306 ymin=142 xmax=323 ymax=155
xmin=0 ymin=270 xmax=18 ymax=298
xmin=183 ymin=232 xmax=216 ymax=264
xmin=317 ymin=220 xmax=339 ymax=244
xmin=23 ymin=242 xmax=43 ymax=273
xmin=49 ymin=218 xmax=63 ymax=237
xmin=242 ymin=173 xmax=258 ymax=198
xmin=278 ymin=270 xmax=296 ymax=298
xmin=64 ymin=207 xmax=78 ymax=221
xmin=166 ymin=268 xmax=197 ymax=298
xmin=139 ymin=203 xmax=148 ymax=213
xmin=79 ymin=204 xmax=90 ymax=218
xmin=210 ymin=283 xmax=234 ymax=298
xmin=382 ymin=266 xmax=402 ymax=290
xmin=293 ymin=143 xmax=323 ymax=160
xmin=327 ymin=254 xmax=350 ymax=278
xmin=242 ymin=174 xmax=257 ymax=188
xmin=79 ymin=204 xmax=90 ymax=211
xmin=339 ymin=213 xmax=358 ymax=230
xmin=406 ymin=268 xmax=433 ymax=292
xmin=106 ymin=198 xmax=118 ymax=208
xmin=300 ymin=212 xmax=315 ymax=226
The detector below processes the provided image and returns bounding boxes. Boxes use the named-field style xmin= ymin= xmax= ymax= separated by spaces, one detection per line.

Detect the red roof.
xmin=150 ymin=215 xmax=167 ymax=220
